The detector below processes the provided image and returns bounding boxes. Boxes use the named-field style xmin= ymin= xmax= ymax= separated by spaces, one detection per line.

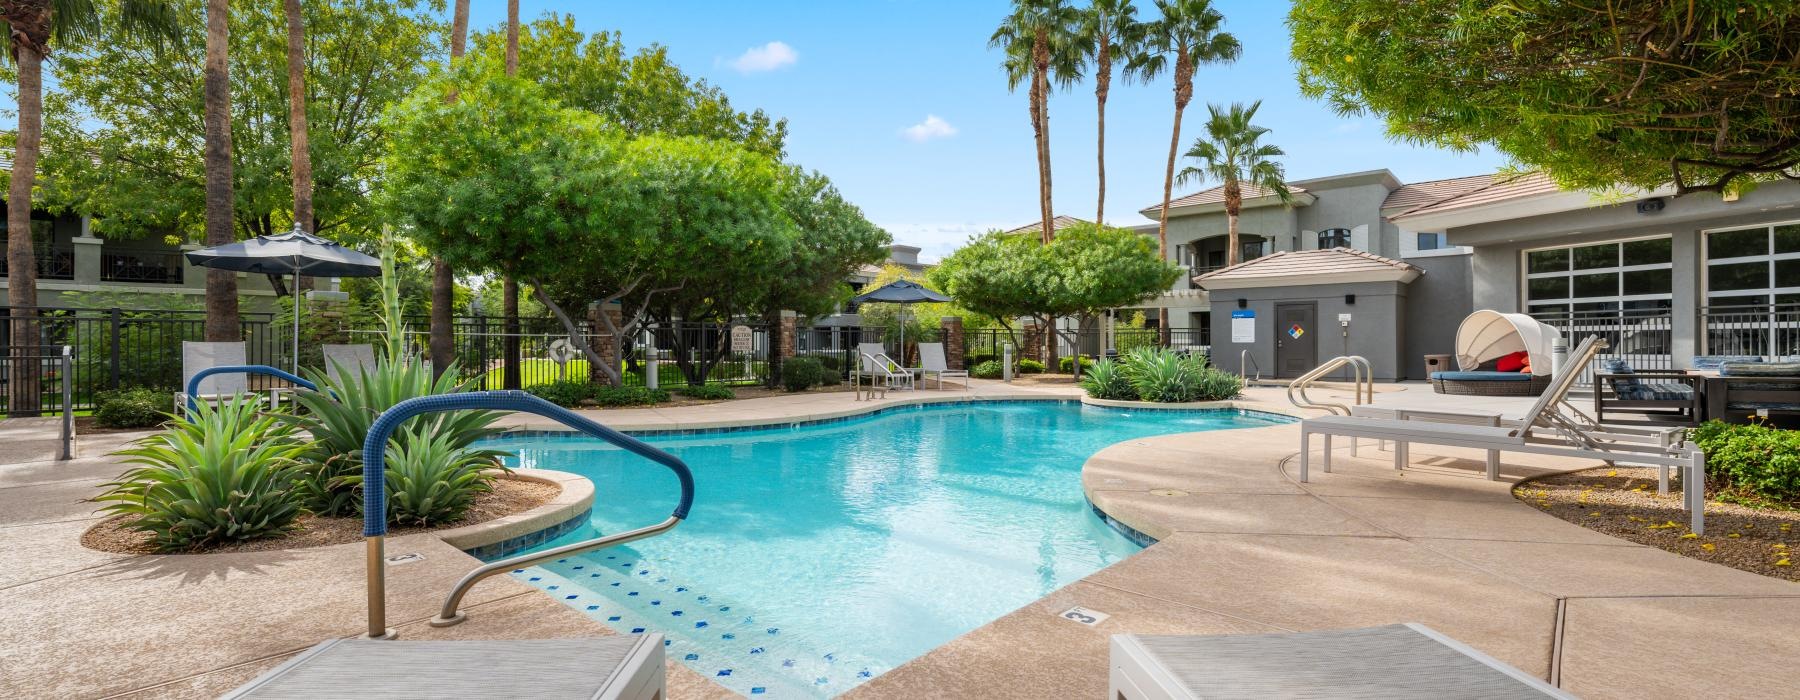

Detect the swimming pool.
xmin=486 ymin=401 xmax=1290 ymax=697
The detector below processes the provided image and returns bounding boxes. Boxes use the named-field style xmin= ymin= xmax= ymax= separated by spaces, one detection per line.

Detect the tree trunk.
xmin=429 ymin=0 xmax=470 ymax=377
xmin=1032 ymin=30 xmax=1053 ymax=244
xmin=1225 ymin=183 xmax=1243 ymax=266
xmin=283 ymin=0 xmax=312 ymax=231
xmin=1156 ymin=50 xmax=1195 ymax=343
xmin=7 ymin=41 xmax=44 ymax=415
xmin=202 ymin=0 xmax=239 ymax=342
xmin=505 ymin=0 xmax=519 ymax=74
xmin=1095 ymin=38 xmax=1110 ymax=226
xmin=499 ymin=0 xmax=520 ymax=389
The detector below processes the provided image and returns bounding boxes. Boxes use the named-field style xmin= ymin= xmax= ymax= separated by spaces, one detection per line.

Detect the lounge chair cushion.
xmin=1617 ymin=382 xmax=1694 ymax=401
xmin=1430 ymin=371 xmax=1534 ymax=382
xmin=1721 ymin=361 xmax=1800 ymax=377
xmin=1600 ymin=358 xmax=1641 ymax=392
xmin=1692 ymin=355 xmax=1763 ymax=372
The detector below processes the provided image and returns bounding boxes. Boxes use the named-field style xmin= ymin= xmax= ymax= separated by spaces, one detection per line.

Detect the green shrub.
xmin=96 ymin=397 xmax=305 ymax=551
xmin=1058 ymin=356 xmax=1097 ymax=373
xmin=592 ymin=386 xmax=670 ymax=406
xmin=1079 ymin=358 xmax=1139 ymax=400
xmin=678 ymin=385 xmax=735 ymax=401
xmin=1113 ymin=347 xmax=1241 ymax=403
xmin=1194 ymin=368 xmax=1244 ymax=401
xmin=818 ymin=368 xmax=842 ymax=386
xmin=966 ymin=351 xmax=997 ymax=367
xmin=970 ymin=360 xmax=1004 ymax=379
xmin=813 ymin=354 xmax=843 ymax=371
xmin=377 ymin=426 xmax=509 ymax=527
xmin=1692 ymin=419 xmax=1800 ymax=506
xmin=525 ymin=379 xmax=596 ymax=407
xmin=285 ymin=358 xmax=503 ymax=517
xmin=783 ymin=356 xmax=825 ymax=392
xmin=95 ymin=388 xmax=168 ymax=429
xmin=1017 ymin=358 xmax=1045 ymax=374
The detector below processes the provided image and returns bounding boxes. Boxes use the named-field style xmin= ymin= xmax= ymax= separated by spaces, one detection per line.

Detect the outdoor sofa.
xmin=1704 ymin=360 xmax=1800 ymax=424
xmin=1592 ymin=357 xmax=1704 ymax=426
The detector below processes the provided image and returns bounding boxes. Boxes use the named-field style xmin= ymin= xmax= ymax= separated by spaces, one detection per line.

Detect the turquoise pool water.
xmin=487 ymin=401 xmax=1289 ymax=697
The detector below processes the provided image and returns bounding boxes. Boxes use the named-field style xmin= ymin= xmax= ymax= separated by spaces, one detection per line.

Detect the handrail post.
xmin=59 ymin=345 xmax=73 ymax=461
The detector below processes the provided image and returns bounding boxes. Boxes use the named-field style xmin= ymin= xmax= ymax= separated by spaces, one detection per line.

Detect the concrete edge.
xmin=434 ymin=469 xmax=595 ymax=552
xmin=510 ymin=391 xmax=1078 ymax=433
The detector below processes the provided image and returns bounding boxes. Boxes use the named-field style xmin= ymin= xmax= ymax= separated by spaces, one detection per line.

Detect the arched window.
xmin=1318 ymin=228 xmax=1352 ymax=249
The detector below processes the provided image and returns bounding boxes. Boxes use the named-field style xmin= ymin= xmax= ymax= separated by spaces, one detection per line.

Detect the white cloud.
xmin=729 ymin=41 xmax=798 ymax=73
xmin=900 ymin=115 xmax=958 ymax=143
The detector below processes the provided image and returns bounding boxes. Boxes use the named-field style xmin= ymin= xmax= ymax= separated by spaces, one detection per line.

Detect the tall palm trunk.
xmin=1154 ymin=47 xmax=1194 ymax=340
xmin=1224 ymin=182 xmax=1242 ymax=265
xmin=1094 ymin=37 xmax=1110 ymax=225
xmin=6 ymin=32 xmax=46 ymax=415
xmin=500 ymin=0 xmax=522 ymax=389
xmin=1031 ymin=30 xmax=1053 ymax=245
xmin=284 ymin=0 xmax=312 ymax=229
xmin=202 ymin=0 xmax=239 ymax=342
xmin=429 ymin=0 xmax=470 ymax=377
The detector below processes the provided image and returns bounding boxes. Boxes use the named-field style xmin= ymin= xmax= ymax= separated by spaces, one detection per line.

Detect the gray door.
xmin=1275 ymin=303 xmax=1317 ymax=378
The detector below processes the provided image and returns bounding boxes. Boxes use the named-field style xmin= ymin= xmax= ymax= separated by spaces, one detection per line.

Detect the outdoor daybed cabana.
xmin=1431 ymin=310 xmax=1560 ymax=396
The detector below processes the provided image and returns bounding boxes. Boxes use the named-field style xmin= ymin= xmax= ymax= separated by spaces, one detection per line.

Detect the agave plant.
xmin=1122 ymin=346 xmax=1203 ymax=402
xmin=368 ymin=425 xmax=509 ymax=527
xmin=96 ymin=397 xmax=306 ymax=551
xmin=283 ymin=357 xmax=504 ymax=516
xmin=1079 ymin=357 xmax=1139 ymax=401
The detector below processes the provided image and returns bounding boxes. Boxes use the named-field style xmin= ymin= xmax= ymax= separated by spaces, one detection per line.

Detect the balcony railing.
xmin=101 ymin=248 xmax=185 ymax=284
xmin=1700 ymin=303 xmax=1800 ymax=359
xmin=0 ymin=249 xmax=75 ymax=280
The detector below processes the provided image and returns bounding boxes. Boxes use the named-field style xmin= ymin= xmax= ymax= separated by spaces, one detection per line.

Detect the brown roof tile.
xmin=1195 ymin=247 xmax=1419 ymax=283
xmin=1147 ymin=183 xmax=1307 ymax=212
xmin=1003 ymin=215 xmax=1091 ymax=236
xmin=1380 ymin=174 xmax=1494 ymax=213
xmin=1389 ymin=172 xmax=1563 ymax=220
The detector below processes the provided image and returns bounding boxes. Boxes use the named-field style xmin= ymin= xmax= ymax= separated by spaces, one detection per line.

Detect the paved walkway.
xmin=851 ymin=388 xmax=1800 ymax=700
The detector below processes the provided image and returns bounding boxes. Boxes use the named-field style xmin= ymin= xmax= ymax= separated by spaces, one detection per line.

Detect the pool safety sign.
xmin=1230 ymin=309 xmax=1256 ymax=343
xmin=1288 ymin=323 xmax=1306 ymax=340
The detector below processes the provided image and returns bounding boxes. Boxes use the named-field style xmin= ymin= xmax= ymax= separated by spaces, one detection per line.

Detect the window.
xmin=1523 ymin=236 xmax=1673 ymax=320
xmin=1416 ymin=232 xmax=1448 ymax=250
xmin=1704 ymin=222 xmax=1800 ymax=308
xmin=1318 ymin=228 xmax=1351 ymax=249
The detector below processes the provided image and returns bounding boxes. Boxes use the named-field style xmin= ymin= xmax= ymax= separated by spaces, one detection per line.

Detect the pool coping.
xmin=434 ymin=469 xmax=595 ymax=559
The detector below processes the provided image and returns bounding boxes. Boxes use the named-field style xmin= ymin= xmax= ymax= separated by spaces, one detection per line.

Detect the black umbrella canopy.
xmin=851 ymin=279 xmax=950 ymax=304
xmin=184 ymin=227 xmax=381 ymax=278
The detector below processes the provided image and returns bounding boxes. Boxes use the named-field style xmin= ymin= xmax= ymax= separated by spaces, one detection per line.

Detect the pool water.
xmin=486 ymin=401 xmax=1289 ymax=697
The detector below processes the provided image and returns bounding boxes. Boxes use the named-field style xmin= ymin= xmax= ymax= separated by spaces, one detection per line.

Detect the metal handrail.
xmin=1287 ymin=355 xmax=1374 ymax=416
xmin=357 ymin=391 xmax=695 ymax=637
xmin=1240 ymin=349 xmax=1262 ymax=383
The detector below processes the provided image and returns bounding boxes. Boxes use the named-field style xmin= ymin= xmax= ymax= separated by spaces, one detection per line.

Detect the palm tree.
xmin=1080 ymin=0 xmax=1141 ymax=226
xmin=202 ymin=0 xmax=237 ymax=341
xmin=429 ymin=0 xmax=469 ymax=377
xmin=501 ymin=0 xmax=521 ymax=389
xmin=1 ymin=1 xmax=177 ymax=412
xmin=1132 ymin=0 xmax=1238 ymax=332
xmin=990 ymin=0 xmax=1082 ymax=244
xmin=1177 ymin=101 xmax=1293 ymax=267
xmin=284 ymin=0 xmax=312 ymax=230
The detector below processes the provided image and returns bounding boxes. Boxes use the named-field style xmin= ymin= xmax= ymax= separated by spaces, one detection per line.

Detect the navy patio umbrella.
xmin=850 ymin=280 xmax=951 ymax=361
xmin=186 ymin=225 xmax=383 ymax=373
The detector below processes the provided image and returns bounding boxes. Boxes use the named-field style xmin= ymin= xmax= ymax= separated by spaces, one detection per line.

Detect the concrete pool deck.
xmin=2 ymin=379 xmax=1794 ymax=698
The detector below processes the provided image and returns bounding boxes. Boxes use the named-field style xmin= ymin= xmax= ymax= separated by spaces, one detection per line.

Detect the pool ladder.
xmin=1287 ymin=355 xmax=1374 ymax=416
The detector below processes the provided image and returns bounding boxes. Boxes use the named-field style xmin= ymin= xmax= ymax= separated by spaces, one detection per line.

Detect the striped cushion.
xmin=1601 ymin=358 xmax=1640 ymax=393
xmin=1618 ymin=382 xmax=1693 ymax=401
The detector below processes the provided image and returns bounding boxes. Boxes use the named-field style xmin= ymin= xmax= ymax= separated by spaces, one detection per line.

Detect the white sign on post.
xmin=730 ymin=325 xmax=754 ymax=352
xmin=1230 ymin=309 xmax=1256 ymax=344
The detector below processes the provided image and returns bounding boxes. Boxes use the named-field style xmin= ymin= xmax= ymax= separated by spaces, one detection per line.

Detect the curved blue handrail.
xmin=360 ymin=391 xmax=695 ymax=537
xmin=184 ymin=364 xmax=317 ymax=413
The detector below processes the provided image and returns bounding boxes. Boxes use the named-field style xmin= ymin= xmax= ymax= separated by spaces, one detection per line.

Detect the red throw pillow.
xmin=1495 ymin=350 xmax=1529 ymax=373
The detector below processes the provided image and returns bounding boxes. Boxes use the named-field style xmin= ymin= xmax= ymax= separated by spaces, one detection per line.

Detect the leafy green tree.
xmin=1080 ymin=0 xmax=1143 ymax=224
xmin=431 ymin=0 xmax=469 ymax=378
xmin=1177 ymin=101 xmax=1293 ymax=265
xmin=991 ymin=0 xmax=1083 ymax=243
xmin=1132 ymin=0 xmax=1238 ymax=330
xmin=200 ymin=0 xmax=234 ymax=340
xmin=1290 ymin=1 xmax=1800 ymax=195
xmin=756 ymin=167 xmax=890 ymax=385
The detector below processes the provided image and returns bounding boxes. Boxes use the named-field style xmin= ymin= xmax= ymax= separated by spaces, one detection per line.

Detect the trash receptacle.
xmin=1424 ymin=354 xmax=1453 ymax=374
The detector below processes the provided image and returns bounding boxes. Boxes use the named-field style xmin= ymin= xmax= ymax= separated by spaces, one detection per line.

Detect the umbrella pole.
xmin=292 ymin=268 xmax=301 ymax=374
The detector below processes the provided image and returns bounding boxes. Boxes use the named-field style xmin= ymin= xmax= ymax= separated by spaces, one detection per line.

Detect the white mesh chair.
xmin=916 ymin=342 xmax=968 ymax=390
xmin=175 ymin=341 xmax=260 ymax=411
xmin=223 ymin=635 xmax=665 ymax=699
xmin=1111 ymin=624 xmax=1572 ymax=699
xmin=321 ymin=343 xmax=378 ymax=383
xmin=859 ymin=342 xmax=914 ymax=390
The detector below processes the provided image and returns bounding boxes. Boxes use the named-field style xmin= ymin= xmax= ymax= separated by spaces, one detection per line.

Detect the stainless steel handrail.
xmin=1240 ymin=349 xmax=1263 ymax=383
xmin=1287 ymin=355 xmax=1374 ymax=415
xmin=430 ymin=516 xmax=680 ymax=627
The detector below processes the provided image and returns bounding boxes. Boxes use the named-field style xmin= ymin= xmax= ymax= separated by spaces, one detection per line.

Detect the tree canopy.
xmin=1289 ymin=1 xmax=1800 ymax=195
xmin=931 ymin=223 xmax=1180 ymax=334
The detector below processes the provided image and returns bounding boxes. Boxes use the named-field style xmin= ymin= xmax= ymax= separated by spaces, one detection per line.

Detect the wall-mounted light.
xmin=1237 ymin=298 xmax=1248 ymax=309
xmin=1344 ymin=294 xmax=1356 ymax=305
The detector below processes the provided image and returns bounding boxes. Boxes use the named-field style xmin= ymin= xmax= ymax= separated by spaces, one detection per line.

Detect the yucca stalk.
xmin=377 ymin=229 xmax=406 ymax=362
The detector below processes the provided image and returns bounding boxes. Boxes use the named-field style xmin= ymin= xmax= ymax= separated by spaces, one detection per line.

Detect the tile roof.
xmin=1148 ymin=183 xmax=1307 ymax=212
xmin=1380 ymin=174 xmax=1495 ymax=213
xmin=1195 ymin=247 xmax=1419 ymax=284
xmin=1389 ymin=172 xmax=1563 ymax=220
xmin=1003 ymin=215 xmax=1091 ymax=236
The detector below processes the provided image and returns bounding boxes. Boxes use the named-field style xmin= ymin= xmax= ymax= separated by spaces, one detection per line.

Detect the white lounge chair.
xmin=915 ymin=342 xmax=968 ymax=390
xmin=223 ymin=635 xmax=665 ymax=699
xmin=321 ymin=343 xmax=378 ymax=383
xmin=859 ymin=342 xmax=915 ymax=390
xmin=175 ymin=341 xmax=264 ymax=412
xmin=1300 ymin=335 xmax=1709 ymax=533
xmin=1111 ymin=624 xmax=1572 ymax=699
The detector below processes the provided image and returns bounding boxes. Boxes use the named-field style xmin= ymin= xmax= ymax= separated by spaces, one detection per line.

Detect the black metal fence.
xmin=1700 ymin=302 xmax=1800 ymax=360
xmin=965 ymin=326 xmax=1210 ymax=366
xmin=0 ymin=306 xmax=281 ymax=415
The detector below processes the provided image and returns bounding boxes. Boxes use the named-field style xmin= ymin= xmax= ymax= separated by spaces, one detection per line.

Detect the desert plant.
xmin=783 ymin=356 xmax=825 ymax=392
xmin=284 ymin=358 xmax=503 ymax=517
xmin=95 ymin=397 xmax=305 ymax=550
xmin=1193 ymin=366 xmax=1243 ymax=401
xmin=1122 ymin=346 xmax=1201 ymax=402
xmin=1691 ymin=419 xmax=1800 ymax=507
xmin=1079 ymin=358 xmax=1139 ymax=400
xmin=970 ymin=359 xmax=1005 ymax=379
xmin=1017 ymin=358 xmax=1046 ymax=374
xmin=377 ymin=426 xmax=509 ymax=527
xmin=678 ymin=384 xmax=735 ymax=401
xmin=95 ymin=388 xmax=169 ymax=429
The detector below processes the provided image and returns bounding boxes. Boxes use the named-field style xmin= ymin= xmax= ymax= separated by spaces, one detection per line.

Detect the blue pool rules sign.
xmin=1231 ymin=309 xmax=1256 ymax=343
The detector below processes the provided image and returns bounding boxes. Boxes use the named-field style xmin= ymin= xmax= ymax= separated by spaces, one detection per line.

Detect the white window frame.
xmin=1700 ymin=219 xmax=1800 ymax=306
xmin=1520 ymin=234 xmax=1675 ymax=315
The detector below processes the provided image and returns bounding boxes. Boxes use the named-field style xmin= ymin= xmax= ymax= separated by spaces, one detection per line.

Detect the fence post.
xmin=475 ymin=315 xmax=489 ymax=386
xmin=109 ymin=307 xmax=122 ymax=389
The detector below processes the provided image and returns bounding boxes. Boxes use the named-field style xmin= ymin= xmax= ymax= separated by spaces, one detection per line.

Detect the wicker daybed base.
xmin=1431 ymin=373 xmax=1552 ymax=396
